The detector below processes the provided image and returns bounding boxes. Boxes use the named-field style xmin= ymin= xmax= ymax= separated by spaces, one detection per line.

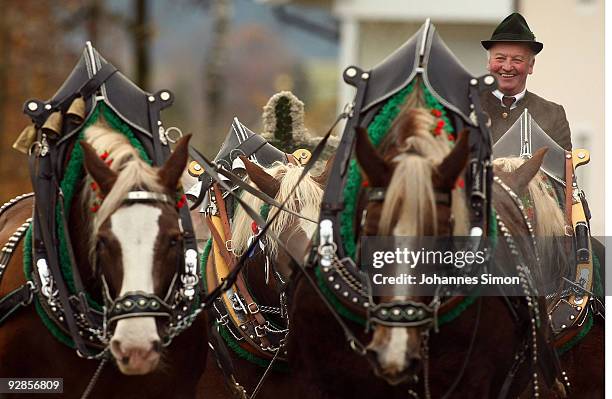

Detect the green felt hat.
xmin=482 ymin=13 xmax=543 ymax=54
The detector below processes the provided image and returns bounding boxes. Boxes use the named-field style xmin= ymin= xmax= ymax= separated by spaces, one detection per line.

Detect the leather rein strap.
xmin=26 ymin=65 xmax=119 ymax=357
xmin=190 ymin=110 xmax=344 ymax=310
xmin=210 ymin=183 xmax=273 ymax=351
xmin=564 ymin=152 xmax=573 ymax=225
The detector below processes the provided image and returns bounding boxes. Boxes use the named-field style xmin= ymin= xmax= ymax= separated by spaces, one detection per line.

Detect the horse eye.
xmin=97 ymin=236 xmax=107 ymax=250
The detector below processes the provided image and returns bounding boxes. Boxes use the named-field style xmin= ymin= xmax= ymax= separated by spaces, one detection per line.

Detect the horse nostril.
xmin=121 ymin=356 xmax=130 ymax=365
xmin=110 ymin=339 xmax=123 ymax=356
xmin=152 ymin=340 xmax=162 ymax=353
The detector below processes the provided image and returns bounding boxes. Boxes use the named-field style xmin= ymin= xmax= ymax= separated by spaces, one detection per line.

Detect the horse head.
xmin=355 ymin=102 xmax=471 ymax=385
xmin=80 ymin=124 xmax=191 ymax=375
xmin=231 ymin=156 xmax=331 ymax=279
xmin=492 ymin=148 xmax=570 ymax=293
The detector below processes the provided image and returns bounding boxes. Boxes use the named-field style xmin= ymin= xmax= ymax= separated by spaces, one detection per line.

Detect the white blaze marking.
xmin=379 ymin=295 xmax=409 ymax=372
xmin=110 ymin=204 xmax=161 ymax=353
xmin=380 ymin=327 xmax=408 ymax=371
xmin=110 ymin=204 xmax=162 ymax=294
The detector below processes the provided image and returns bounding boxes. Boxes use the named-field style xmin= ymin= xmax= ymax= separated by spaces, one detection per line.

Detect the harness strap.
xmin=564 ymin=152 xmax=573 ymax=226
xmin=194 ymin=111 xmax=340 ymax=309
xmin=208 ymin=325 xmax=249 ymax=398
xmin=202 ymin=162 xmax=318 ymax=225
xmin=211 ymin=185 xmax=273 ymax=351
xmin=206 ymin=215 xmax=275 ymax=355
xmin=190 ymin=134 xmax=276 ymax=210
xmin=0 ymin=214 xmax=34 ymax=326
xmin=0 ymin=283 xmax=34 ymax=325
xmin=466 ymin=82 xmax=493 ymax=232
xmin=79 ymin=64 xmax=118 ymax=101
xmin=29 ymin=151 xmax=98 ymax=358
xmin=213 ymin=184 xmax=233 ymax=243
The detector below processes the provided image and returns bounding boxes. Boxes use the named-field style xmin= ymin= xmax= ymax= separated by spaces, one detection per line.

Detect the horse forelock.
xmin=231 ymin=162 xmax=323 ymax=257
xmin=378 ymin=113 xmax=469 ymax=237
xmin=81 ymin=121 xmax=163 ymax=267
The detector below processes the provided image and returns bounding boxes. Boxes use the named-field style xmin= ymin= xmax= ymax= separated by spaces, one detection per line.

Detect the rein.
xmin=188 ymin=110 xmax=347 ymax=311
xmin=188 ymin=112 xmax=346 ymax=398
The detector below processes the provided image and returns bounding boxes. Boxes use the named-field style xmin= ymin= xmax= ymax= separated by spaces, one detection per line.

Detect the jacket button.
xmin=502 ymin=112 xmax=508 ymax=119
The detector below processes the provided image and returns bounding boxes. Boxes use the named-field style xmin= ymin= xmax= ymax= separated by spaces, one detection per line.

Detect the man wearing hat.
xmin=481 ymin=13 xmax=572 ymax=150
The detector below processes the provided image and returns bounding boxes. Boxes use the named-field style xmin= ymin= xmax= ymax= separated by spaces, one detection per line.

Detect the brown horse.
xmin=198 ymin=158 xmax=329 ymax=398
xmin=493 ymin=157 xmax=604 ymax=398
xmin=0 ymin=121 xmax=208 ymax=398
xmin=287 ymin=84 xmax=573 ymax=398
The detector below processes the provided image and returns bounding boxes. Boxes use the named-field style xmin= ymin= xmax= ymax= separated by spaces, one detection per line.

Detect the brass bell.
xmin=42 ymin=111 xmax=63 ymax=139
xmin=66 ymin=97 xmax=86 ymax=121
xmin=12 ymin=125 xmax=37 ymax=155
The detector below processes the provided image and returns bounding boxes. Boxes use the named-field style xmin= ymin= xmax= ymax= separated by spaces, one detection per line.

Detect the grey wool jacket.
xmin=480 ymin=90 xmax=572 ymax=151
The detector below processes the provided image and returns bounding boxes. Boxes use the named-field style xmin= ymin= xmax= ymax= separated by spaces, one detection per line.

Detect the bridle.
xmin=362 ymin=179 xmax=454 ymax=330
xmin=97 ymin=190 xmax=202 ymax=347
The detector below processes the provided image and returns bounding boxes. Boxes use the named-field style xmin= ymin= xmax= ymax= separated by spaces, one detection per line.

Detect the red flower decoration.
xmin=436 ymin=120 xmax=445 ymax=129
xmin=105 ymin=159 xmax=113 ymax=166
xmin=251 ymin=221 xmax=259 ymax=234
xmin=90 ymin=203 xmax=100 ymax=213
xmin=362 ymin=180 xmax=369 ymax=188
xmin=431 ymin=109 xmax=442 ymax=117
xmin=434 ymin=127 xmax=442 ymax=136
xmin=176 ymin=194 xmax=187 ymax=209
xmin=456 ymin=178 xmax=465 ymax=189
xmin=100 ymin=151 xmax=109 ymax=160
xmin=90 ymin=181 xmax=98 ymax=191
xmin=447 ymin=134 xmax=455 ymax=142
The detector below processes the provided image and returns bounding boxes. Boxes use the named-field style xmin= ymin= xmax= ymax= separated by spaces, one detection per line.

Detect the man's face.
xmin=487 ymin=43 xmax=535 ymax=96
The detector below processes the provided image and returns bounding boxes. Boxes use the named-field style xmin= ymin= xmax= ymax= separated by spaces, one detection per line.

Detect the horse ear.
xmin=355 ymin=127 xmax=391 ymax=187
xmin=503 ymin=147 xmax=548 ymax=195
xmin=434 ymin=129 xmax=470 ymax=190
xmin=159 ymin=134 xmax=192 ymax=190
xmin=312 ymin=154 xmax=335 ymax=188
xmin=239 ymin=155 xmax=281 ymax=199
xmin=81 ymin=141 xmax=118 ymax=195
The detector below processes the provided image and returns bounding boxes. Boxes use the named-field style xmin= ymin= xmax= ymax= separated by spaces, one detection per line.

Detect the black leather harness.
xmin=2 ymin=43 xmax=201 ymax=359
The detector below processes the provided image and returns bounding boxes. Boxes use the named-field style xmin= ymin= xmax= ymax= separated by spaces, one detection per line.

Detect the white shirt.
xmin=492 ymin=88 xmax=526 ymax=110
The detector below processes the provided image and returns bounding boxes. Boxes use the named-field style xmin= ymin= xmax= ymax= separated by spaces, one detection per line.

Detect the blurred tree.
xmin=0 ymin=1 xmax=81 ymax=201
xmin=132 ymin=0 xmax=151 ymax=90
xmin=85 ymin=0 xmax=102 ymax=43
xmin=203 ymin=0 xmax=232 ymax=135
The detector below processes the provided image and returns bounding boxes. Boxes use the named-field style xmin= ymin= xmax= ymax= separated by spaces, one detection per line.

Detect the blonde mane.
xmin=378 ymin=106 xmax=469 ymax=236
xmin=492 ymin=157 xmax=566 ymax=238
xmin=231 ymin=162 xmax=323 ymax=257
xmin=492 ymin=157 xmax=568 ymax=287
xmin=80 ymin=119 xmax=162 ymax=259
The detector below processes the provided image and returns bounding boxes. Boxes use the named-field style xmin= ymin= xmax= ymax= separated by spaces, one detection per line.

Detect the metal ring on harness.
xmin=22 ymin=281 xmax=36 ymax=306
xmin=164 ymin=127 xmax=183 ymax=144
